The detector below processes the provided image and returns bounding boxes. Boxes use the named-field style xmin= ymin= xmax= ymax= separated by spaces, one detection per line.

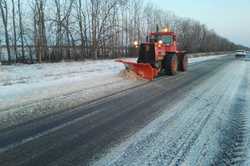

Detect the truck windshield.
xmin=161 ymin=35 xmax=173 ymax=44
xmin=150 ymin=35 xmax=173 ymax=44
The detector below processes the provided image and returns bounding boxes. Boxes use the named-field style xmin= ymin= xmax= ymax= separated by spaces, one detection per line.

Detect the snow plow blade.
xmin=116 ymin=60 xmax=159 ymax=80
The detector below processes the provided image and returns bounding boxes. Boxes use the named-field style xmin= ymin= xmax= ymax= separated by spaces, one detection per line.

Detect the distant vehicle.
xmin=245 ymin=52 xmax=250 ymax=61
xmin=235 ymin=50 xmax=247 ymax=58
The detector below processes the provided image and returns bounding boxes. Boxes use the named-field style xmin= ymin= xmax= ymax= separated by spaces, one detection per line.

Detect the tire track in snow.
xmin=213 ymin=72 xmax=248 ymax=165
xmin=93 ymin=59 xmax=235 ymax=166
xmin=167 ymin=62 xmax=235 ymax=166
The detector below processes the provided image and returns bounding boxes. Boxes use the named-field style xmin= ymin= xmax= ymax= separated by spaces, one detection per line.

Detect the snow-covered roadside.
xmin=0 ymin=54 xmax=229 ymax=129
xmin=0 ymin=60 xmax=144 ymax=129
xmin=0 ymin=60 xmax=139 ymax=110
xmin=188 ymin=54 xmax=229 ymax=64
xmin=0 ymin=55 xmax=227 ymax=109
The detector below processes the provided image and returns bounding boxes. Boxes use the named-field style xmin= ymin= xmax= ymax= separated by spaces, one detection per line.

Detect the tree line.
xmin=0 ymin=0 xmax=247 ymax=64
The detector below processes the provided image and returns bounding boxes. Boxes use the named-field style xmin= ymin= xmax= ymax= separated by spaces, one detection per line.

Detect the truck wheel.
xmin=178 ymin=54 xmax=188 ymax=72
xmin=164 ymin=54 xmax=177 ymax=75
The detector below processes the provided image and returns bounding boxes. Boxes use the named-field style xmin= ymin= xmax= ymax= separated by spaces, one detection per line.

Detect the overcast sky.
xmin=154 ymin=0 xmax=250 ymax=47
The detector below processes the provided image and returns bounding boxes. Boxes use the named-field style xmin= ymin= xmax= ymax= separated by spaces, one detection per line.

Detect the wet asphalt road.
xmin=0 ymin=55 xmax=235 ymax=166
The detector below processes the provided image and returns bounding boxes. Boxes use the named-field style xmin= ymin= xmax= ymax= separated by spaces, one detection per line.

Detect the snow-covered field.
xmin=0 ymin=60 xmax=127 ymax=108
xmin=0 ymin=54 xmax=228 ymax=129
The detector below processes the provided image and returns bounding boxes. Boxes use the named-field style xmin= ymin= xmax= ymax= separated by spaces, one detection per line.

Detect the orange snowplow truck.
xmin=117 ymin=29 xmax=188 ymax=80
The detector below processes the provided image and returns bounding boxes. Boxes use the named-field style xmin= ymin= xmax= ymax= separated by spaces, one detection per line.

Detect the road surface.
xmin=1 ymin=55 xmax=250 ymax=166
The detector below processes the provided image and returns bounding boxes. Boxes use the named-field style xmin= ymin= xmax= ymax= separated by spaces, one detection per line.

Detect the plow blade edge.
xmin=116 ymin=60 xmax=159 ymax=80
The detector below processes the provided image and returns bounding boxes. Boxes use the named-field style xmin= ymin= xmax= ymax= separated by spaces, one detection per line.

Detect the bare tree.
xmin=34 ymin=0 xmax=48 ymax=63
xmin=0 ymin=0 xmax=247 ymax=64
xmin=17 ymin=0 xmax=25 ymax=62
xmin=11 ymin=0 xmax=18 ymax=62
xmin=76 ymin=0 xmax=88 ymax=59
xmin=52 ymin=0 xmax=75 ymax=60
xmin=0 ymin=0 xmax=11 ymax=64
xmin=90 ymin=0 xmax=99 ymax=59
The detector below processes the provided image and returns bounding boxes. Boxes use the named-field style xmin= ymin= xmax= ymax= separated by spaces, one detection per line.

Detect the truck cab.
xmin=148 ymin=32 xmax=177 ymax=62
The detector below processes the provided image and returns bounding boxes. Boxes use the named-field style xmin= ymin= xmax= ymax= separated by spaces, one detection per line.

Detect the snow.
xmin=188 ymin=54 xmax=229 ymax=64
xmin=0 ymin=60 xmax=122 ymax=107
xmin=0 ymin=54 xmax=229 ymax=129
xmin=92 ymin=58 xmax=248 ymax=166
xmin=0 ymin=60 xmax=144 ymax=129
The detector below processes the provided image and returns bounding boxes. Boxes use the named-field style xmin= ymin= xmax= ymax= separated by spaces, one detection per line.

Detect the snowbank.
xmin=188 ymin=54 xmax=229 ymax=64
xmin=0 ymin=60 xmax=146 ymax=129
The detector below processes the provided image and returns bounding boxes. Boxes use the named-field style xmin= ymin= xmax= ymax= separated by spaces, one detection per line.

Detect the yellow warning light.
xmin=162 ymin=27 xmax=171 ymax=32
xmin=133 ymin=41 xmax=139 ymax=48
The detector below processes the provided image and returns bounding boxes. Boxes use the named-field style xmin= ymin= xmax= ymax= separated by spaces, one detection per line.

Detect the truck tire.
xmin=164 ymin=54 xmax=177 ymax=75
xmin=178 ymin=54 xmax=188 ymax=72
